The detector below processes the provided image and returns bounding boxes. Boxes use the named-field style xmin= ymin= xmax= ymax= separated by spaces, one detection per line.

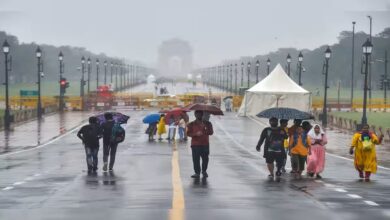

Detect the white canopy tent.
xmin=237 ymin=64 xmax=311 ymax=117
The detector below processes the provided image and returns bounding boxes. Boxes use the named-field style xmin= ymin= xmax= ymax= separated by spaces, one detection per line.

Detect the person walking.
xmin=147 ymin=121 xmax=158 ymax=141
xmin=187 ymin=110 xmax=214 ymax=178
xmin=101 ymin=112 xmax=125 ymax=172
xmin=289 ymin=126 xmax=311 ymax=179
xmin=178 ymin=116 xmax=186 ymax=142
xmin=280 ymin=119 xmax=289 ymax=173
xmin=307 ymin=124 xmax=327 ymax=179
xmin=350 ymin=124 xmax=383 ymax=181
xmin=77 ymin=116 xmax=102 ymax=174
xmin=157 ymin=114 xmax=166 ymax=141
xmin=168 ymin=115 xmax=177 ymax=142
xmin=288 ymin=119 xmax=302 ymax=174
xmin=256 ymin=117 xmax=288 ymax=180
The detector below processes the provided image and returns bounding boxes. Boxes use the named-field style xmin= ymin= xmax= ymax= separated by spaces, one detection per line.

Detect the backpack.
xmin=111 ymin=123 xmax=125 ymax=143
xmin=83 ymin=125 xmax=99 ymax=146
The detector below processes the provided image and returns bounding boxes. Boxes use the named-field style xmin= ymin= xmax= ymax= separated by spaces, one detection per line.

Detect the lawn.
xmin=329 ymin=111 xmax=390 ymax=129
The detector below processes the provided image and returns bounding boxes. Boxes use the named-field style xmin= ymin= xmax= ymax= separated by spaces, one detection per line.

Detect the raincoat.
xmin=157 ymin=116 xmax=167 ymax=135
xmin=351 ymin=132 xmax=380 ymax=173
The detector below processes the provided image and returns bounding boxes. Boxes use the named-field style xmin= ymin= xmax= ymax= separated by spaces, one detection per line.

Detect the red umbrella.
xmin=164 ymin=108 xmax=189 ymax=124
xmin=184 ymin=103 xmax=224 ymax=115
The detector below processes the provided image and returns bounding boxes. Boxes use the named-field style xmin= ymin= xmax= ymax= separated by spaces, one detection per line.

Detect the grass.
xmin=329 ymin=111 xmax=390 ymax=129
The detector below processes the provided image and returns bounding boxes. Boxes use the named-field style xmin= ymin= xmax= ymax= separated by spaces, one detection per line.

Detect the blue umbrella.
xmin=256 ymin=107 xmax=313 ymax=120
xmin=143 ymin=113 xmax=161 ymax=124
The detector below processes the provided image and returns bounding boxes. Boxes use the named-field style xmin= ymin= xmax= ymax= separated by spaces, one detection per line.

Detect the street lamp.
xmin=96 ymin=58 xmax=100 ymax=89
xmin=255 ymin=60 xmax=260 ymax=83
xmin=241 ymin=62 xmax=244 ymax=87
xmin=286 ymin=54 xmax=291 ymax=76
xmin=80 ymin=56 xmax=85 ymax=110
xmin=36 ymin=46 xmax=43 ymax=119
xmin=2 ymin=40 xmax=11 ymax=129
xmin=322 ymin=46 xmax=332 ymax=128
xmin=298 ymin=52 xmax=303 ymax=86
xmin=58 ymin=51 xmax=64 ymax=112
xmin=361 ymin=38 xmax=373 ymax=125
xmin=104 ymin=61 xmax=107 ymax=85
xmin=230 ymin=64 xmax=233 ymax=93
xmin=110 ymin=62 xmax=113 ymax=84
xmin=87 ymin=57 xmax=91 ymax=93
xmin=351 ymin=21 xmax=356 ymax=111
xmin=234 ymin=63 xmax=238 ymax=94
xmin=267 ymin=58 xmax=271 ymax=75
xmin=247 ymin=62 xmax=251 ymax=88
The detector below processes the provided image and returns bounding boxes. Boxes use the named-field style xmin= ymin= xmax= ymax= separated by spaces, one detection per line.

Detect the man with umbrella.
xmin=256 ymin=117 xmax=288 ymax=180
xmin=101 ymin=112 xmax=122 ymax=172
xmin=187 ymin=110 xmax=214 ymax=178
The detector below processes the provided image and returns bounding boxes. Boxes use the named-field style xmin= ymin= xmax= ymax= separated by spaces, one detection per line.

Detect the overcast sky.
xmin=0 ymin=0 xmax=389 ymax=67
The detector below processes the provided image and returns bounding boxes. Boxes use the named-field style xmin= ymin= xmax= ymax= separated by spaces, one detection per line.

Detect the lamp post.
xmin=36 ymin=47 xmax=43 ymax=119
xmin=267 ymin=58 xmax=271 ymax=75
xmin=255 ymin=60 xmax=260 ymax=83
xmin=229 ymin=64 xmax=233 ymax=93
xmin=298 ymin=52 xmax=303 ymax=86
xmin=234 ymin=63 xmax=238 ymax=94
xmin=322 ymin=46 xmax=332 ymax=128
xmin=80 ymin=56 xmax=85 ymax=110
xmin=2 ymin=40 xmax=11 ymax=129
xmin=115 ymin=63 xmax=118 ymax=91
xmin=361 ymin=38 xmax=373 ymax=125
xmin=241 ymin=62 xmax=244 ymax=87
xmin=87 ymin=57 xmax=91 ymax=93
xmin=110 ymin=62 xmax=113 ymax=85
xmin=104 ymin=61 xmax=107 ymax=85
xmin=247 ymin=62 xmax=251 ymax=88
xmin=286 ymin=54 xmax=291 ymax=76
xmin=58 ymin=51 xmax=64 ymax=112
xmin=96 ymin=58 xmax=100 ymax=89
xmin=368 ymin=16 xmax=373 ymax=109
xmin=351 ymin=21 xmax=356 ymax=110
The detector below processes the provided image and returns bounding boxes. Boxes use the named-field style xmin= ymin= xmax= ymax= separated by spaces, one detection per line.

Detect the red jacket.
xmin=187 ymin=120 xmax=213 ymax=147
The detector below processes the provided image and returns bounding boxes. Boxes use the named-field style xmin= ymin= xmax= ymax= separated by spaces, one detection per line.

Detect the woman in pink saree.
xmin=307 ymin=124 xmax=327 ymax=179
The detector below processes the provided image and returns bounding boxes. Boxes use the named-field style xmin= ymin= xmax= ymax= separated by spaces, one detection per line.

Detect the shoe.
xmin=308 ymin=173 xmax=314 ymax=177
xmin=316 ymin=174 xmax=322 ymax=179
xmin=268 ymin=174 xmax=274 ymax=179
xmin=202 ymin=172 xmax=208 ymax=178
xmin=191 ymin=173 xmax=200 ymax=178
xmin=103 ymin=163 xmax=108 ymax=172
xmin=109 ymin=167 xmax=113 ymax=172
xmin=290 ymin=170 xmax=296 ymax=174
xmin=359 ymin=171 xmax=364 ymax=179
xmin=281 ymin=168 xmax=286 ymax=173
xmin=276 ymin=171 xmax=282 ymax=177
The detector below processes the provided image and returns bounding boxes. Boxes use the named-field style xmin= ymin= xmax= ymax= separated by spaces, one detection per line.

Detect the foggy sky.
xmin=0 ymin=0 xmax=389 ymax=67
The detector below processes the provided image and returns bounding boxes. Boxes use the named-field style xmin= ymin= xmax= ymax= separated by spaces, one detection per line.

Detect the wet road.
xmin=1 ymin=107 xmax=390 ymax=220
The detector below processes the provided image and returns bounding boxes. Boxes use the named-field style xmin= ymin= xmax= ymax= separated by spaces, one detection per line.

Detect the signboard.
xmin=20 ymin=90 xmax=38 ymax=96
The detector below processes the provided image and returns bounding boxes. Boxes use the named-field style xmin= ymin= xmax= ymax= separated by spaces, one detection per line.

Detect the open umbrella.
xmin=184 ymin=103 xmax=224 ymax=115
xmin=96 ymin=112 xmax=130 ymax=124
xmin=256 ymin=107 xmax=313 ymax=120
xmin=223 ymin=96 xmax=233 ymax=101
xmin=142 ymin=113 xmax=161 ymax=124
xmin=164 ymin=108 xmax=189 ymax=124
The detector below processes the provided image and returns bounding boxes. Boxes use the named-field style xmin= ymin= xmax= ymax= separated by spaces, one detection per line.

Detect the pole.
xmin=87 ymin=61 xmax=91 ymax=93
xmin=4 ymin=53 xmax=10 ymax=129
xmin=59 ymin=58 xmax=64 ymax=112
xmin=299 ymin=61 xmax=302 ymax=86
xmin=287 ymin=62 xmax=291 ymax=76
xmin=37 ymin=56 xmax=42 ymax=119
xmin=247 ymin=66 xmax=250 ymax=88
xmin=235 ymin=64 xmax=238 ymax=94
xmin=256 ymin=65 xmax=259 ymax=83
xmin=384 ymin=50 xmax=388 ymax=112
xmin=104 ymin=64 xmax=107 ymax=85
xmin=267 ymin=65 xmax=270 ymax=75
xmin=323 ymin=58 xmax=329 ymax=127
xmin=96 ymin=63 xmax=99 ymax=89
xmin=115 ymin=64 xmax=118 ymax=91
xmin=241 ymin=65 xmax=244 ymax=87
xmin=362 ymin=52 xmax=369 ymax=125
xmin=368 ymin=16 xmax=372 ymax=110
xmin=351 ymin=21 xmax=356 ymax=110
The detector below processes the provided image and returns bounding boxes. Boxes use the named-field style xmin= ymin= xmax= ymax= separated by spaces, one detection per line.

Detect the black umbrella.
xmin=256 ymin=107 xmax=313 ymax=120
xmin=223 ymin=96 xmax=233 ymax=101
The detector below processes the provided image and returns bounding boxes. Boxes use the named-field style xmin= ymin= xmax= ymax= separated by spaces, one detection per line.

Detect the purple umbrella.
xmin=96 ymin=112 xmax=130 ymax=125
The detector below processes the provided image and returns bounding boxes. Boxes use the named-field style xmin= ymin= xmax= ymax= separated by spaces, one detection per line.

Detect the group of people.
xmin=77 ymin=113 xmax=125 ymax=174
xmin=257 ymin=117 xmax=384 ymax=181
xmin=146 ymin=112 xmax=189 ymax=142
xmin=257 ymin=118 xmax=327 ymax=180
xmin=146 ymin=110 xmax=214 ymax=178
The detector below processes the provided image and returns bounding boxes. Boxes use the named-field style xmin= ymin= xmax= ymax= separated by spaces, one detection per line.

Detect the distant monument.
xmin=158 ymin=38 xmax=193 ymax=77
